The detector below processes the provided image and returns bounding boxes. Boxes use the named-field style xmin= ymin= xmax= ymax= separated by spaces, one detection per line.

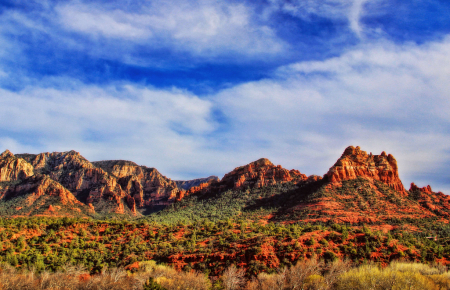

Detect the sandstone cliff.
xmin=93 ymin=160 xmax=181 ymax=208
xmin=409 ymin=182 xmax=450 ymax=216
xmin=0 ymin=150 xmax=34 ymax=182
xmin=0 ymin=150 xmax=92 ymax=216
xmin=17 ymin=151 xmax=129 ymax=214
xmin=325 ymin=146 xmax=405 ymax=192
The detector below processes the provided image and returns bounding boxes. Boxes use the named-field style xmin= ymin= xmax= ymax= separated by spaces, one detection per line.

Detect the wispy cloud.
xmin=212 ymin=37 xmax=450 ymax=191
xmin=55 ymin=0 xmax=285 ymax=58
xmin=349 ymin=0 xmax=368 ymax=38
xmin=267 ymin=0 xmax=382 ymax=38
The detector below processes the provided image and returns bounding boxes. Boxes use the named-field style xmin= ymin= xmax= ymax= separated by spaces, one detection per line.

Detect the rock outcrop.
xmin=0 ymin=150 xmax=34 ymax=182
xmin=2 ymin=145 xmax=447 ymax=221
xmin=187 ymin=158 xmax=308 ymax=196
xmin=409 ymin=182 xmax=433 ymax=195
xmin=325 ymin=146 xmax=405 ymax=192
xmin=3 ymin=151 xmax=184 ymax=216
xmin=408 ymin=182 xmax=450 ymax=214
xmin=221 ymin=158 xmax=307 ymax=189
xmin=0 ymin=174 xmax=92 ymax=216
xmin=94 ymin=160 xmax=181 ymax=207
xmin=18 ymin=151 xmax=128 ymax=214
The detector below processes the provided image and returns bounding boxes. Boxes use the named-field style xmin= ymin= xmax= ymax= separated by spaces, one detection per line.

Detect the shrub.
xmin=222 ymin=265 xmax=245 ymax=290
xmin=144 ymin=277 xmax=167 ymax=290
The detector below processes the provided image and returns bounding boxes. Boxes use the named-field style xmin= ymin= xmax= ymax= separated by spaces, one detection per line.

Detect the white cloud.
xmin=0 ymin=84 xmax=220 ymax=177
xmin=2 ymin=36 xmax=450 ymax=191
xmin=349 ymin=0 xmax=368 ymax=38
xmin=57 ymin=5 xmax=151 ymax=39
xmin=211 ymin=37 xmax=450 ymax=192
xmin=55 ymin=1 xmax=284 ymax=57
xmin=267 ymin=0 xmax=382 ymax=38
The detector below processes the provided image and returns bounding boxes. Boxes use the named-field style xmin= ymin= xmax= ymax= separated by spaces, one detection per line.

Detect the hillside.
xmin=0 ymin=146 xmax=448 ymax=224
xmin=2 ymin=146 xmax=450 ymax=276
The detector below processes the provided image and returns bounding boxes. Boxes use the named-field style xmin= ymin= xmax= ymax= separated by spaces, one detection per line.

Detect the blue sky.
xmin=1 ymin=0 xmax=450 ymax=193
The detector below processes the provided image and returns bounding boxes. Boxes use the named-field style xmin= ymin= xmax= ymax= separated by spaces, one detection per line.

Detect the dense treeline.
xmin=1 ymin=216 xmax=450 ymax=276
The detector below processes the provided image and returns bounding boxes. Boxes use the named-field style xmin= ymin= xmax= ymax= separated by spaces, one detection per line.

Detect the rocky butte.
xmin=324 ymin=146 xmax=405 ymax=192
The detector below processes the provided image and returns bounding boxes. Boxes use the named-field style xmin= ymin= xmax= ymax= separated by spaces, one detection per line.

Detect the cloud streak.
xmin=55 ymin=0 xmax=285 ymax=58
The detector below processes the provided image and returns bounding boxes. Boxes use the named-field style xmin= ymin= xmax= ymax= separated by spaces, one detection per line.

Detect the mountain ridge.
xmin=1 ymin=146 xmax=446 ymax=221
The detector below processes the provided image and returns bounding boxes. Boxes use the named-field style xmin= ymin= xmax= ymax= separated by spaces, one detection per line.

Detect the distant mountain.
xmin=0 ymin=146 xmax=448 ymax=222
xmin=174 ymin=176 xmax=219 ymax=190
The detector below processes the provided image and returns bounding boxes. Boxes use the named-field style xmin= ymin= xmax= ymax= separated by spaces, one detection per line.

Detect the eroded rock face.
xmin=0 ymin=150 xmax=34 ymax=182
xmin=94 ymin=160 xmax=181 ymax=208
xmin=18 ymin=151 xmax=128 ymax=214
xmin=221 ymin=158 xmax=308 ymax=189
xmin=0 ymin=174 xmax=92 ymax=216
xmin=409 ymin=182 xmax=432 ymax=194
xmin=6 ymin=151 xmax=184 ymax=215
xmin=187 ymin=158 xmax=308 ymax=196
xmin=325 ymin=146 xmax=405 ymax=192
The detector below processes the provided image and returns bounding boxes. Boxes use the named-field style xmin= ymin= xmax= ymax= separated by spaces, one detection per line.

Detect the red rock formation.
xmin=409 ymin=182 xmax=432 ymax=194
xmin=0 ymin=150 xmax=34 ymax=182
xmin=325 ymin=146 xmax=405 ymax=192
xmin=93 ymin=160 xmax=181 ymax=209
xmin=221 ymin=158 xmax=307 ymax=189
xmin=187 ymin=158 xmax=308 ymax=196
xmin=408 ymin=182 xmax=450 ymax=215
xmin=175 ymin=176 xmax=220 ymax=190
xmin=0 ymin=174 xmax=92 ymax=216
xmin=126 ymin=195 xmax=137 ymax=215
xmin=18 ymin=152 xmax=129 ymax=214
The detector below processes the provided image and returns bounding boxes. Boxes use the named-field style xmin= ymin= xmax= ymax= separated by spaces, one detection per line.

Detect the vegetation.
xmin=1 ymin=260 xmax=450 ymax=289
xmin=1 ymin=175 xmax=450 ymax=288
xmin=1 ymin=215 xmax=450 ymax=277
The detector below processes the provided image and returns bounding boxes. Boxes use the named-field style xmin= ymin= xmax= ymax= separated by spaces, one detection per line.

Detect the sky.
xmin=1 ymin=0 xmax=450 ymax=193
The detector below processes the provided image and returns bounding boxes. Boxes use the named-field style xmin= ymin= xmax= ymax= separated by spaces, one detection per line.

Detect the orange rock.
xmin=0 ymin=150 xmax=34 ymax=182
xmin=325 ymin=146 xmax=405 ymax=192
xmin=187 ymin=158 xmax=308 ymax=196
xmin=409 ymin=183 xmax=432 ymax=194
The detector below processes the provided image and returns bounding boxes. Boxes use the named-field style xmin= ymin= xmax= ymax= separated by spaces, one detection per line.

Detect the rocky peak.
xmin=214 ymin=158 xmax=307 ymax=191
xmin=325 ymin=146 xmax=405 ymax=192
xmin=409 ymin=182 xmax=432 ymax=195
xmin=17 ymin=150 xmax=94 ymax=175
xmin=92 ymin=160 xmax=143 ymax=178
xmin=1 ymin=149 xmax=13 ymax=158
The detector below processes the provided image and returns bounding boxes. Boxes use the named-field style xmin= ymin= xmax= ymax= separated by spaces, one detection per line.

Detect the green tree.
xmin=143 ymin=277 xmax=167 ymax=290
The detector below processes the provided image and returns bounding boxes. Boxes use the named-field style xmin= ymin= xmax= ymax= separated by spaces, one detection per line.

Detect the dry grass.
xmin=335 ymin=262 xmax=450 ymax=290
xmin=1 ymin=260 xmax=449 ymax=290
xmin=0 ymin=261 xmax=210 ymax=290
xmin=0 ymin=263 xmax=141 ymax=290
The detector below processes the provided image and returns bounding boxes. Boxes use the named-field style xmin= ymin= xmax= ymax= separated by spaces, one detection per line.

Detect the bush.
xmin=335 ymin=262 xmax=447 ymax=290
xmin=144 ymin=277 xmax=167 ymax=290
